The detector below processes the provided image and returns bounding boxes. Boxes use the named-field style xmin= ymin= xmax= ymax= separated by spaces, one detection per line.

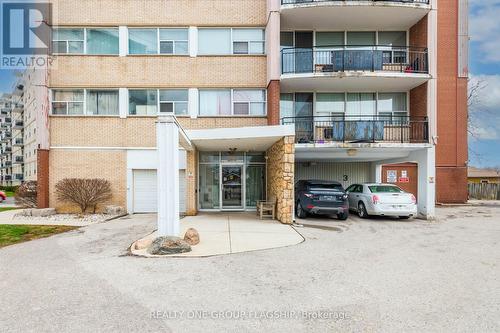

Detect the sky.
xmin=0 ymin=2 xmax=499 ymax=167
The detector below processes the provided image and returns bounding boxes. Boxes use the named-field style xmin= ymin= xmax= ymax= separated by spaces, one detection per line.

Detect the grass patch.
xmin=4 ymin=191 xmax=15 ymax=197
xmin=0 ymin=207 xmax=19 ymax=213
xmin=0 ymin=225 xmax=78 ymax=248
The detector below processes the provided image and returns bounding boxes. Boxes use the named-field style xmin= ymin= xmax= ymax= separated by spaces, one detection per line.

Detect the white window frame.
xmin=51 ymin=89 xmax=85 ymax=115
xmin=128 ymin=89 xmax=159 ymax=116
xmin=50 ymin=89 xmax=120 ymax=116
xmin=158 ymin=28 xmax=189 ymax=55
xmin=159 ymin=89 xmax=190 ymax=115
xmin=199 ymin=88 xmax=267 ymax=116
xmin=52 ymin=27 xmax=120 ymax=55
xmin=52 ymin=28 xmax=85 ymax=54
xmin=232 ymin=89 xmax=267 ymax=116
xmin=198 ymin=28 xmax=266 ymax=55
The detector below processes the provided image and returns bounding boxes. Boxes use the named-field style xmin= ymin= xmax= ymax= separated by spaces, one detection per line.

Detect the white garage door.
xmin=133 ymin=170 xmax=186 ymax=213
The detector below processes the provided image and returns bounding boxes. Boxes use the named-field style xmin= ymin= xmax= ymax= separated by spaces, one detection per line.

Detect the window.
xmin=86 ymin=28 xmax=119 ymax=55
xmin=280 ymin=93 xmax=294 ymax=119
xmin=316 ymin=32 xmax=344 ymax=48
xmin=159 ymin=90 xmax=188 ymax=115
xmin=379 ymin=31 xmax=407 ymax=64
xmin=129 ymin=29 xmax=158 ymax=54
xmin=199 ymin=90 xmax=231 ymax=115
xmin=232 ymin=29 xmax=265 ymax=54
xmin=280 ymin=32 xmax=293 ymax=50
xmin=86 ymin=90 xmax=119 ymax=115
xmin=51 ymin=90 xmax=84 ymax=115
xmin=129 ymin=90 xmax=158 ymax=115
xmin=52 ymin=28 xmax=84 ymax=54
xmin=159 ymin=29 xmax=189 ymax=55
xmin=347 ymin=32 xmax=376 ymax=47
xmin=378 ymin=93 xmax=407 ymax=122
xmin=316 ymin=93 xmax=345 ymax=117
xmin=232 ymin=90 xmax=266 ymax=115
xmin=346 ymin=93 xmax=376 ymax=118
xmin=198 ymin=28 xmax=265 ymax=55
xmin=198 ymin=29 xmax=231 ymax=55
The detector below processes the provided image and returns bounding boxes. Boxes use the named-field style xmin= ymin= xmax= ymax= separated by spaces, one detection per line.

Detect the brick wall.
xmin=49 ymin=150 xmax=127 ymax=212
xmin=266 ymin=136 xmax=295 ymax=224
xmin=50 ymin=117 xmax=268 ymax=148
xmin=50 ymin=0 xmax=266 ymax=26
xmin=267 ymin=80 xmax=280 ymax=125
xmin=410 ymin=82 xmax=427 ymax=118
xmin=185 ymin=149 xmax=198 ymax=216
xmin=436 ymin=0 xmax=468 ymax=203
xmin=409 ymin=15 xmax=428 ymax=48
xmin=50 ymin=56 xmax=267 ymax=88
xmin=37 ymin=149 xmax=49 ymax=208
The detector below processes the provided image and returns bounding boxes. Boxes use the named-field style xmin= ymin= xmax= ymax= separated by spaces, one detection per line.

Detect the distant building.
xmin=468 ymin=167 xmax=500 ymax=184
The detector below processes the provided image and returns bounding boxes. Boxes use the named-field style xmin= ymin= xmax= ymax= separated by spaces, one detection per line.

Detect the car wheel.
xmin=358 ymin=202 xmax=368 ymax=218
xmin=296 ymin=201 xmax=307 ymax=219
xmin=399 ymin=216 xmax=410 ymax=219
xmin=337 ymin=212 xmax=348 ymax=220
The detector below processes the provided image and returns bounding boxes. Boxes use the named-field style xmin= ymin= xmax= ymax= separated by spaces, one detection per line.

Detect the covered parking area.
xmin=294 ymin=143 xmax=435 ymax=219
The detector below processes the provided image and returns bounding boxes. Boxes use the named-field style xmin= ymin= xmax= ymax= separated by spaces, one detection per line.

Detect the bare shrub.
xmin=14 ymin=181 xmax=37 ymax=208
xmin=55 ymin=178 xmax=112 ymax=213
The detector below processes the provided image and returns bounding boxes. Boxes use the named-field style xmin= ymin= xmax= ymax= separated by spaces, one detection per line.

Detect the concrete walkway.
xmin=131 ymin=213 xmax=304 ymax=257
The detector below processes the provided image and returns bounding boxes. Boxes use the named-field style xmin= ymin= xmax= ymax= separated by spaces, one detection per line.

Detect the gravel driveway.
xmin=0 ymin=206 xmax=499 ymax=333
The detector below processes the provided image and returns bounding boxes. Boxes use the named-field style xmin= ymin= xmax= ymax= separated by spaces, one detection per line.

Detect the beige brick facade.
xmin=50 ymin=116 xmax=268 ymax=148
xmin=266 ymin=136 xmax=295 ymax=224
xmin=185 ymin=149 xmax=198 ymax=216
xmin=50 ymin=0 xmax=266 ymax=26
xmin=49 ymin=149 xmax=127 ymax=212
xmin=50 ymin=56 xmax=267 ymax=88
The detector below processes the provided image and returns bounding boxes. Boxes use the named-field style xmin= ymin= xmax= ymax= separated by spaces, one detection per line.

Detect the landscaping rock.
xmin=104 ymin=205 xmax=125 ymax=215
xmin=147 ymin=236 xmax=192 ymax=255
xmin=31 ymin=208 xmax=56 ymax=217
xmin=184 ymin=228 xmax=200 ymax=245
xmin=134 ymin=236 xmax=154 ymax=250
xmin=15 ymin=209 xmax=33 ymax=217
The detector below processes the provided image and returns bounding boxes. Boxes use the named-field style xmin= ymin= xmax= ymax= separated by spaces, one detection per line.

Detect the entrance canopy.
xmin=186 ymin=125 xmax=295 ymax=151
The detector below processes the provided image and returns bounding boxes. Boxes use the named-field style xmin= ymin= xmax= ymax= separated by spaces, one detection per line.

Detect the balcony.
xmin=281 ymin=0 xmax=431 ymax=30
xmin=282 ymin=115 xmax=429 ymax=144
xmin=0 ymin=108 xmax=8 ymax=115
xmin=14 ymin=173 xmax=23 ymax=180
xmin=14 ymin=156 xmax=23 ymax=164
xmin=4 ymin=175 xmax=12 ymax=181
xmin=281 ymin=46 xmax=430 ymax=91
xmin=13 ymin=120 xmax=23 ymax=129
xmin=12 ymin=104 xmax=23 ymax=113
xmin=13 ymin=138 xmax=23 ymax=146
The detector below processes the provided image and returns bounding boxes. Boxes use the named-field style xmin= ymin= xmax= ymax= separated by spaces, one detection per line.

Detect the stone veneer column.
xmin=266 ymin=136 xmax=295 ymax=224
xmin=36 ymin=149 xmax=49 ymax=208
xmin=185 ymin=148 xmax=198 ymax=216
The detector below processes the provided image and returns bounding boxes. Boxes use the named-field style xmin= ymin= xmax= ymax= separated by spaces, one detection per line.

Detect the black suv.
xmin=295 ymin=180 xmax=349 ymax=220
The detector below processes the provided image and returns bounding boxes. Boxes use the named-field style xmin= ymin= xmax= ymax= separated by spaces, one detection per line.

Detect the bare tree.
xmin=14 ymin=181 xmax=37 ymax=208
xmin=467 ymin=77 xmax=487 ymax=139
xmin=55 ymin=178 xmax=112 ymax=213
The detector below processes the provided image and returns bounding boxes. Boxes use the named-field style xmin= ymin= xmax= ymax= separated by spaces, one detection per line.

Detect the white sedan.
xmin=346 ymin=183 xmax=417 ymax=219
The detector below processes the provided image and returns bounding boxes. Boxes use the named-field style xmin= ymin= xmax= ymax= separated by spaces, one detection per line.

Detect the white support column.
xmin=416 ymin=147 xmax=436 ymax=219
xmin=266 ymin=0 xmax=281 ymax=84
xmin=119 ymin=26 xmax=128 ymax=57
xmin=188 ymin=88 xmax=198 ymax=119
xmin=189 ymin=27 xmax=198 ymax=57
xmin=118 ymin=88 xmax=128 ymax=118
xmin=157 ymin=115 xmax=180 ymax=236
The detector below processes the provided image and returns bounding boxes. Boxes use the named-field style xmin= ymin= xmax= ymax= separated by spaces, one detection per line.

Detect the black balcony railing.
xmin=281 ymin=115 xmax=429 ymax=144
xmin=281 ymin=45 xmax=428 ymax=74
xmin=282 ymin=0 xmax=429 ymax=4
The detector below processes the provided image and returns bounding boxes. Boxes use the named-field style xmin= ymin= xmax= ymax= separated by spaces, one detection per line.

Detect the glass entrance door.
xmin=221 ymin=165 xmax=244 ymax=209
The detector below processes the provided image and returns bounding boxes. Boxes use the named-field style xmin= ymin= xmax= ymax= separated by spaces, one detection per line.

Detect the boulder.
xmin=15 ymin=209 xmax=33 ymax=217
xmin=134 ymin=236 xmax=154 ymax=250
xmin=147 ymin=236 xmax=192 ymax=255
xmin=104 ymin=205 xmax=126 ymax=215
xmin=183 ymin=228 xmax=200 ymax=245
xmin=31 ymin=208 xmax=56 ymax=217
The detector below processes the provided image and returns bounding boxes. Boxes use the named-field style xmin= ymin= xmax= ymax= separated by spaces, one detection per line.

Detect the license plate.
xmin=321 ymin=195 xmax=335 ymax=201
xmin=392 ymin=205 xmax=406 ymax=210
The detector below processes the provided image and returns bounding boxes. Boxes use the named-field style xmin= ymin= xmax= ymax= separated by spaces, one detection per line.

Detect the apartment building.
xmin=40 ymin=0 xmax=468 ymax=221
xmin=0 ymin=81 xmax=25 ymax=187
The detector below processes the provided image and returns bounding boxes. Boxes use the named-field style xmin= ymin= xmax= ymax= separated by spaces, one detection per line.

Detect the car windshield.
xmin=369 ymin=185 xmax=403 ymax=193
xmin=308 ymin=183 xmax=343 ymax=191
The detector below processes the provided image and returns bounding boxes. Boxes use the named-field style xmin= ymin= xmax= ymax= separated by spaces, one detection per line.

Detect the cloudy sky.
xmin=469 ymin=0 xmax=500 ymax=167
xmin=0 ymin=2 xmax=499 ymax=167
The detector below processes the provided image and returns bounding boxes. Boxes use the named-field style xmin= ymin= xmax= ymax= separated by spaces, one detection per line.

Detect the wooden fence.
xmin=468 ymin=183 xmax=500 ymax=200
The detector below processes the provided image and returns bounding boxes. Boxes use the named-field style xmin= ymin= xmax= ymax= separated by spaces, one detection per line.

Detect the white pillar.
xmin=157 ymin=115 xmax=180 ymax=236
xmin=119 ymin=26 xmax=128 ymax=57
xmin=118 ymin=88 xmax=128 ymax=118
xmin=189 ymin=26 xmax=198 ymax=57
xmin=188 ymin=88 xmax=198 ymax=119
xmin=266 ymin=0 xmax=281 ymax=84
xmin=416 ymin=147 xmax=436 ymax=219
